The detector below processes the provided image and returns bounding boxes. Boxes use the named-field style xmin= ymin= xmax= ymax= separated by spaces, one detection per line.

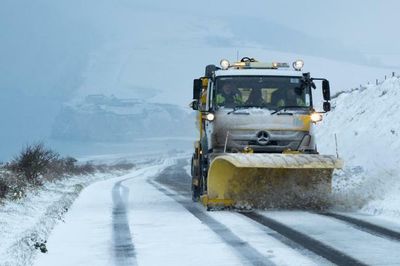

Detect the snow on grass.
xmin=316 ymin=77 xmax=400 ymax=218
xmin=0 ymin=170 xmax=130 ymax=266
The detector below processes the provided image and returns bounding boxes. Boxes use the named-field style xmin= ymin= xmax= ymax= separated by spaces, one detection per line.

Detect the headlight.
xmin=220 ymin=59 xmax=230 ymax=70
xmin=310 ymin=112 xmax=323 ymax=123
xmin=293 ymin=60 xmax=304 ymax=71
xmin=206 ymin=113 xmax=215 ymax=121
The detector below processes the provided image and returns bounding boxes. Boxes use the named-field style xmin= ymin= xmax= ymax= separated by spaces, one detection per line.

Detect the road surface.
xmin=34 ymin=157 xmax=400 ymax=266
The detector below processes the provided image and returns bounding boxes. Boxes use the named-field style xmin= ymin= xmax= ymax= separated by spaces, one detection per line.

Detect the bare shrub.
xmin=92 ymin=163 xmax=108 ymax=173
xmin=109 ymin=162 xmax=135 ymax=171
xmin=75 ymin=162 xmax=96 ymax=175
xmin=45 ymin=156 xmax=81 ymax=180
xmin=0 ymin=178 xmax=9 ymax=199
xmin=2 ymin=143 xmax=135 ymax=200
xmin=8 ymin=143 xmax=59 ymax=185
xmin=64 ymin=157 xmax=78 ymax=174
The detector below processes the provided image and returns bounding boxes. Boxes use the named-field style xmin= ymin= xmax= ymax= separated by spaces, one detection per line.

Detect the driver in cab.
xmin=216 ymin=82 xmax=243 ymax=108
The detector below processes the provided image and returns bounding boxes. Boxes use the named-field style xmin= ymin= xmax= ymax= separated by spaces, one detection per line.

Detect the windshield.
xmin=214 ymin=76 xmax=311 ymax=110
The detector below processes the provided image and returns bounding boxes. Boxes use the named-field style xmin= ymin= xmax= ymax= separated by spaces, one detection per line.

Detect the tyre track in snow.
xmin=153 ymin=160 xmax=333 ymax=265
xmin=320 ymin=212 xmax=400 ymax=242
xmin=150 ymin=161 xmax=274 ymax=266
xmin=150 ymin=181 xmax=273 ymax=266
xmin=241 ymin=212 xmax=367 ymax=266
xmin=152 ymin=160 xmax=328 ymax=265
xmin=154 ymin=160 xmax=400 ymax=266
xmin=112 ymin=179 xmax=137 ymax=266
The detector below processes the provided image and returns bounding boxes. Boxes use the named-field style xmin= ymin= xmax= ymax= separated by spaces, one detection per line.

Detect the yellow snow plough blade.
xmin=201 ymin=154 xmax=343 ymax=209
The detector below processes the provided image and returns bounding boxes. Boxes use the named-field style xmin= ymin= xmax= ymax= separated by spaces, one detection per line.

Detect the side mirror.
xmin=189 ymin=99 xmax=199 ymax=110
xmin=322 ymin=80 xmax=331 ymax=101
xmin=323 ymin=101 xmax=331 ymax=112
xmin=205 ymin=65 xmax=218 ymax=78
xmin=193 ymin=79 xmax=202 ymax=100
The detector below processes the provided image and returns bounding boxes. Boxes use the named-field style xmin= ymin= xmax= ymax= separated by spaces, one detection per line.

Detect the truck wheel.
xmin=192 ymin=184 xmax=200 ymax=202
xmin=191 ymin=155 xmax=200 ymax=202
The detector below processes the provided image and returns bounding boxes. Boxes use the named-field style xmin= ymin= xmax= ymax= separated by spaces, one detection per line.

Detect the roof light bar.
xmin=219 ymin=58 xmax=292 ymax=70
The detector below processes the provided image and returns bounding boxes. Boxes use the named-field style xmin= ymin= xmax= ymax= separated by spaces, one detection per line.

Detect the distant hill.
xmin=52 ymin=95 xmax=195 ymax=142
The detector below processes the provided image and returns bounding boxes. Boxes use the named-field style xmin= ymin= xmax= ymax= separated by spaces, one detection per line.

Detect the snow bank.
xmin=316 ymin=77 xmax=400 ymax=217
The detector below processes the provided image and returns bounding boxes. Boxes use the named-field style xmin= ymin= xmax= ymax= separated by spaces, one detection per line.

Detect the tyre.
xmin=191 ymin=155 xmax=200 ymax=202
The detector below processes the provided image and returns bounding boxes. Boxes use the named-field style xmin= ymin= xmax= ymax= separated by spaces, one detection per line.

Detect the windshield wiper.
xmin=227 ymin=104 xmax=271 ymax=115
xmin=270 ymin=105 xmax=308 ymax=115
xmin=227 ymin=105 xmax=254 ymax=115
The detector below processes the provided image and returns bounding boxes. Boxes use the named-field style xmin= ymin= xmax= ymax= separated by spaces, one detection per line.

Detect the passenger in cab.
xmin=274 ymin=88 xmax=306 ymax=107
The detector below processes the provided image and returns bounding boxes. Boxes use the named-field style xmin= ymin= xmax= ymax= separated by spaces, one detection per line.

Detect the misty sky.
xmin=130 ymin=0 xmax=400 ymax=67
xmin=1 ymin=0 xmax=399 ymax=159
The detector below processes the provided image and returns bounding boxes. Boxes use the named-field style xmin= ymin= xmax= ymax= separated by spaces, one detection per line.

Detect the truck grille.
xmin=214 ymin=130 xmax=306 ymax=153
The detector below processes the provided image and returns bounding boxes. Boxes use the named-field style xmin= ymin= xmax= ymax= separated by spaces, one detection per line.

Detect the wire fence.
xmin=373 ymin=71 xmax=399 ymax=86
xmin=331 ymin=71 xmax=400 ymax=100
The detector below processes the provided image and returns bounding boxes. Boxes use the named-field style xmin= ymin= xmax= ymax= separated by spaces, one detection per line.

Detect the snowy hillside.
xmin=317 ymin=77 xmax=400 ymax=218
xmin=52 ymin=95 xmax=195 ymax=142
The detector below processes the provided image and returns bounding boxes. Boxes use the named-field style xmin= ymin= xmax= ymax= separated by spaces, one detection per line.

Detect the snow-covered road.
xmin=33 ymin=157 xmax=400 ymax=266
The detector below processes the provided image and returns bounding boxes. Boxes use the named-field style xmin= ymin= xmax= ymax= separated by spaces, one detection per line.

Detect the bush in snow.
xmin=109 ymin=162 xmax=135 ymax=171
xmin=0 ymin=178 xmax=9 ymax=199
xmin=75 ymin=162 xmax=96 ymax=175
xmin=8 ymin=143 xmax=59 ymax=185
xmin=64 ymin=157 xmax=78 ymax=174
xmin=0 ymin=143 xmax=135 ymax=201
xmin=44 ymin=156 xmax=80 ymax=181
xmin=0 ymin=170 xmax=26 ymax=200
